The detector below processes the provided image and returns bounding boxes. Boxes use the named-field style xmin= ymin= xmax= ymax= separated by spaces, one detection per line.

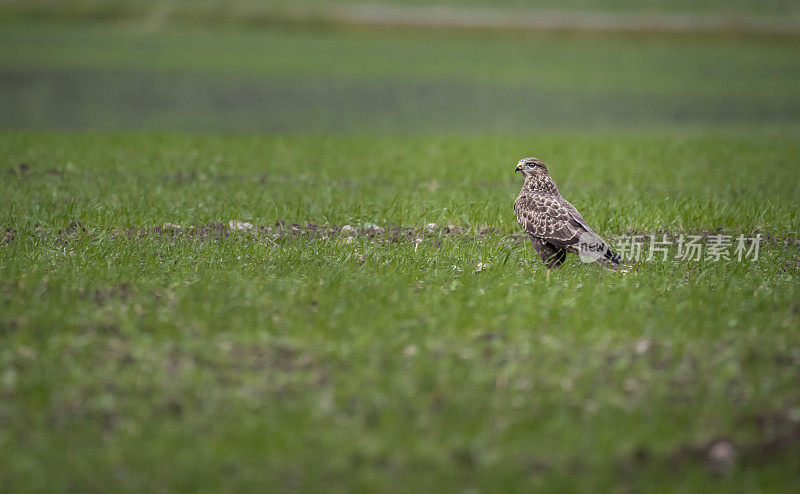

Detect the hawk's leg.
xmin=530 ymin=236 xmax=567 ymax=269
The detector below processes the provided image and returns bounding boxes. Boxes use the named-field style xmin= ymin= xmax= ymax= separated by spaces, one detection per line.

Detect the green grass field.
xmin=3 ymin=133 xmax=800 ymax=491
xmin=2 ymin=11 xmax=800 ymax=493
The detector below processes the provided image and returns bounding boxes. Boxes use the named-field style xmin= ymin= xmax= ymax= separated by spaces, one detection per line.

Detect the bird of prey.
xmin=514 ymin=157 xmax=621 ymax=270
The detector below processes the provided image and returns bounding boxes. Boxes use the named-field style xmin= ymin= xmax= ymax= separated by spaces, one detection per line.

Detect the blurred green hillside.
xmin=2 ymin=0 xmax=799 ymax=133
xmin=2 ymin=20 xmax=799 ymax=133
xmin=2 ymin=0 xmax=799 ymax=24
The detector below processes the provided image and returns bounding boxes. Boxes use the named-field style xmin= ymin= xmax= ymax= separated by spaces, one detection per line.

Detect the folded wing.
xmin=514 ymin=193 xmax=587 ymax=249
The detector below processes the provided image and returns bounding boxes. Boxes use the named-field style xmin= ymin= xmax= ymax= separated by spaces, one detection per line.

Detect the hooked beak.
xmin=515 ymin=164 xmax=522 ymax=173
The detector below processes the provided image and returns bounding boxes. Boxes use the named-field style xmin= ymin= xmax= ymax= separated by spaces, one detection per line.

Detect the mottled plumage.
xmin=514 ymin=157 xmax=621 ymax=270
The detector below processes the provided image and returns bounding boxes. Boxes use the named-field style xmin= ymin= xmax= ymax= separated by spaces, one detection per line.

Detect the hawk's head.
xmin=515 ymin=157 xmax=547 ymax=177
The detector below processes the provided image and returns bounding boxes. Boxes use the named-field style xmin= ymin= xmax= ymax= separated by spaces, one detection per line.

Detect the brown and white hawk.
xmin=514 ymin=157 xmax=621 ymax=270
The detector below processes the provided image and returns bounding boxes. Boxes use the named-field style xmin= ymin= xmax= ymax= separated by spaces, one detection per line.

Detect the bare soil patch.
xmin=4 ymin=222 xmax=797 ymax=255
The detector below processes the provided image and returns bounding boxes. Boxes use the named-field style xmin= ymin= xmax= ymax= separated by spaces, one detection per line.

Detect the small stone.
xmin=635 ymin=339 xmax=651 ymax=355
xmin=228 ymin=220 xmax=253 ymax=231
xmin=623 ymin=378 xmax=639 ymax=393
xmin=707 ymin=439 xmax=737 ymax=473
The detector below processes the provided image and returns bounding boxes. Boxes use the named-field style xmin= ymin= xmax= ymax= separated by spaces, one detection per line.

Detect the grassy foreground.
xmin=1 ymin=132 xmax=799 ymax=491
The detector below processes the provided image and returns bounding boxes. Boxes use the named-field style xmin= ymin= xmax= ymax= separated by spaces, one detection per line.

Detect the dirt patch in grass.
xmin=3 ymin=227 xmax=16 ymax=245
xmin=84 ymin=282 xmax=133 ymax=306
xmin=4 ymin=221 xmax=798 ymax=254
xmin=5 ymin=221 xmax=519 ymax=246
xmin=122 ymin=221 xmax=523 ymax=251
xmin=161 ymin=170 xmax=400 ymax=189
xmin=163 ymin=340 xmax=331 ymax=397
xmin=669 ymin=412 xmax=800 ymax=472
xmin=4 ymin=162 xmax=69 ymax=178
xmin=617 ymin=409 xmax=800 ymax=477
xmin=744 ymin=411 xmax=800 ymax=464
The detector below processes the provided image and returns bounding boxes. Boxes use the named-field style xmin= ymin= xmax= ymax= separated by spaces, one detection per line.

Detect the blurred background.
xmin=1 ymin=0 xmax=799 ymax=133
